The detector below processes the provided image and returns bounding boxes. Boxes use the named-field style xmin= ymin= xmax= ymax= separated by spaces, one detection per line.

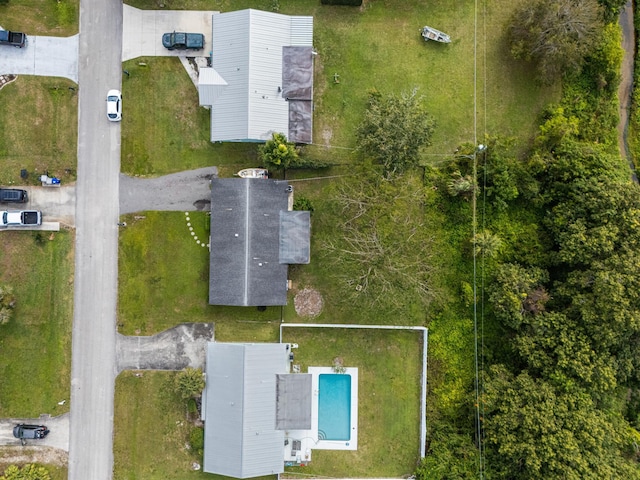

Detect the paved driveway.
xmin=0 ymin=414 xmax=69 ymax=451
xmin=116 ymin=323 xmax=214 ymax=372
xmin=0 ymin=35 xmax=79 ymax=82
xmin=123 ymin=5 xmax=216 ymax=61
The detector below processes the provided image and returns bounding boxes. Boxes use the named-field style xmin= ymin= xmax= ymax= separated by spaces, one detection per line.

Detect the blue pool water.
xmin=318 ymin=374 xmax=351 ymax=441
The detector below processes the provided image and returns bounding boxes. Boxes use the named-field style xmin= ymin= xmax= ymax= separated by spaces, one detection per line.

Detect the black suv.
xmin=0 ymin=188 xmax=28 ymax=203
xmin=13 ymin=424 xmax=49 ymax=443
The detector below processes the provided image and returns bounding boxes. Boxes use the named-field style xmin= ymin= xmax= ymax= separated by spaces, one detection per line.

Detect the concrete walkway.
xmin=122 ymin=5 xmax=215 ymax=61
xmin=0 ymin=35 xmax=79 ymax=82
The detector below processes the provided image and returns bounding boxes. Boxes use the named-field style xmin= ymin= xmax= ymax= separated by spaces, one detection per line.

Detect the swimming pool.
xmin=318 ymin=374 xmax=351 ymax=441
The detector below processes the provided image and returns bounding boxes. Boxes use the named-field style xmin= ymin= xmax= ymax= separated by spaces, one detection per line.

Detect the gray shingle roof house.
xmin=209 ymin=178 xmax=310 ymax=306
xmin=198 ymin=9 xmax=314 ymax=143
xmin=202 ymin=343 xmax=312 ymax=478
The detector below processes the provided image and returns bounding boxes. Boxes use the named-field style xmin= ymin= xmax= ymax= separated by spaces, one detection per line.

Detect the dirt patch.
xmin=0 ymin=446 xmax=68 ymax=467
xmin=294 ymin=288 xmax=324 ymax=317
xmin=322 ymin=128 xmax=333 ymax=145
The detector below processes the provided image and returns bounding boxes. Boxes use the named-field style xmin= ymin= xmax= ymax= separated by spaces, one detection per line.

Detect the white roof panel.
xmin=208 ymin=9 xmax=313 ymax=142
xmin=203 ymin=342 xmax=289 ymax=478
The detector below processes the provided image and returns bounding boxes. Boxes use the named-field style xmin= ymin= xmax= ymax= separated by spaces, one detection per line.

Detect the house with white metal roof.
xmin=198 ymin=9 xmax=314 ymax=143
xmin=202 ymin=342 xmax=312 ymax=478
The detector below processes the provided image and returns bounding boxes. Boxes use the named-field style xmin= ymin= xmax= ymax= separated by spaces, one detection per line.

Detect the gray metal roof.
xmin=209 ymin=178 xmax=290 ymax=306
xmin=279 ymin=211 xmax=311 ymax=264
xmin=203 ymin=9 xmax=313 ymax=143
xmin=275 ymin=374 xmax=312 ymax=430
xmin=203 ymin=342 xmax=289 ymax=478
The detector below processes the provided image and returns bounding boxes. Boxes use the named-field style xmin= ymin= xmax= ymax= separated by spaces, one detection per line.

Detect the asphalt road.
xmin=68 ymin=0 xmax=122 ymax=478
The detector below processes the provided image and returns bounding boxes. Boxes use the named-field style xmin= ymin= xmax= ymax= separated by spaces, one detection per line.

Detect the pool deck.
xmin=283 ymin=367 xmax=358 ymax=465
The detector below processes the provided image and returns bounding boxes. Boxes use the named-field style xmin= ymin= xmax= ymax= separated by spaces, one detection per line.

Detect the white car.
xmin=106 ymin=89 xmax=122 ymax=122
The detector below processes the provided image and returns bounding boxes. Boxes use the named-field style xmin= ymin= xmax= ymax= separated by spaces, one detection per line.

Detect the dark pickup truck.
xmin=162 ymin=31 xmax=204 ymax=50
xmin=0 ymin=30 xmax=27 ymax=48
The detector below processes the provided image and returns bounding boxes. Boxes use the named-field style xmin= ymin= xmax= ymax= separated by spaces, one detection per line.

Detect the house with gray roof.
xmin=209 ymin=178 xmax=310 ymax=306
xmin=198 ymin=9 xmax=314 ymax=143
xmin=202 ymin=342 xmax=312 ymax=478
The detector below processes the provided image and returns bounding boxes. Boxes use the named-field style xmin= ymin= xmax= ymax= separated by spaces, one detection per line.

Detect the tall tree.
xmin=356 ymin=89 xmax=435 ymax=176
xmin=487 ymin=263 xmax=549 ymax=329
xmin=509 ymin=0 xmax=603 ymax=83
xmin=321 ymin=170 xmax=438 ymax=311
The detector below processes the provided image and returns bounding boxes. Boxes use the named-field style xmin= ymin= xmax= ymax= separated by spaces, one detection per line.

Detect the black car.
xmin=13 ymin=424 xmax=49 ymax=440
xmin=0 ymin=188 xmax=28 ymax=203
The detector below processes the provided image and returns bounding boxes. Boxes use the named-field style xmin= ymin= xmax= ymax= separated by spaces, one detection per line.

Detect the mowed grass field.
xmin=0 ymin=77 xmax=78 ymax=185
xmin=0 ymin=0 xmax=78 ymax=36
xmin=114 ymin=0 xmax=560 ymax=477
xmin=124 ymin=0 xmax=559 ymax=172
xmin=281 ymin=328 xmax=423 ymax=477
xmin=0 ymin=232 xmax=74 ymax=417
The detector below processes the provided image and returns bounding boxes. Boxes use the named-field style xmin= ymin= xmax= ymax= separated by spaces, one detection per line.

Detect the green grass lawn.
xmin=281 ymin=327 xmax=423 ymax=477
xmin=117 ymin=211 xmax=282 ymax=341
xmin=0 ymin=77 xmax=78 ymax=185
xmin=120 ymin=57 xmax=258 ymax=176
xmin=114 ymin=0 xmax=562 ymax=477
xmin=114 ymin=371 xmax=278 ymax=480
xmin=113 ymin=371 xmax=206 ymax=480
xmin=0 ymin=0 xmax=78 ymax=36
xmin=0 ymin=231 xmax=74 ymax=417
xmin=123 ymin=0 xmax=558 ymax=174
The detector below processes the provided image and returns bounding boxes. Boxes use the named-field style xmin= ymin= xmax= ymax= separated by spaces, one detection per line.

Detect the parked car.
xmin=0 ymin=188 xmax=28 ymax=203
xmin=13 ymin=424 xmax=49 ymax=440
xmin=106 ymin=89 xmax=122 ymax=122
xmin=1 ymin=210 xmax=41 ymax=227
xmin=161 ymin=31 xmax=204 ymax=50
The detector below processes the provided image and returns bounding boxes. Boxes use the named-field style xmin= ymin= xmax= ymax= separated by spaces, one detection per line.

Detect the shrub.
xmin=189 ymin=427 xmax=204 ymax=454
xmin=293 ymin=196 xmax=314 ymax=213
xmin=174 ymin=368 xmax=205 ymax=399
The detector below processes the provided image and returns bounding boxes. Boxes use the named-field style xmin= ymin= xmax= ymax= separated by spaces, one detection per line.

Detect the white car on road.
xmin=106 ymin=89 xmax=122 ymax=122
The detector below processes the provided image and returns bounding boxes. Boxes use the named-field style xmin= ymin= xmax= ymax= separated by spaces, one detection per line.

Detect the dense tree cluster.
xmin=508 ymin=0 xmax=603 ymax=83
xmin=418 ymin=10 xmax=640 ymax=475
